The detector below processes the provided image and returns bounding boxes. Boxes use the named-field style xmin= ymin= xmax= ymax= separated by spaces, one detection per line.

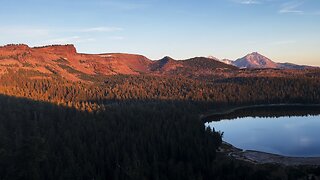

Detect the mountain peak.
xmin=234 ymin=52 xmax=278 ymax=69
xmin=246 ymin=52 xmax=266 ymax=58
xmin=161 ymin=56 xmax=175 ymax=61
xmin=216 ymin=52 xmax=315 ymax=70
xmin=248 ymin=52 xmax=260 ymax=55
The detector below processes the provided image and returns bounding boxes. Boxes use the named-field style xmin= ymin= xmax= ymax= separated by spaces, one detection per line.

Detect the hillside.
xmin=0 ymin=44 xmax=238 ymax=81
xmin=0 ymin=44 xmax=154 ymax=81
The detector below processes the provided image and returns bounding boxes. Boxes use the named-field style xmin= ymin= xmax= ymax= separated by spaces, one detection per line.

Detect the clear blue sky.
xmin=0 ymin=0 xmax=319 ymax=65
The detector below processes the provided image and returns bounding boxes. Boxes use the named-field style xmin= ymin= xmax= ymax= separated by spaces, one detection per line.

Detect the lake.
xmin=205 ymin=106 xmax=320 ymax=157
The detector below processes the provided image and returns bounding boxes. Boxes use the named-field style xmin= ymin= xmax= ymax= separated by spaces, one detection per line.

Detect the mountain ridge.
xmin=0 ymin=44 xmax=237 ymax=81
xmin=0 ymin=44 xmax=317 ymax=82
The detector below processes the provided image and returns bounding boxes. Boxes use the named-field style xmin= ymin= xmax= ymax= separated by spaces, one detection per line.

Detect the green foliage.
xmin=0 ymin=72 xmax=319 ymax=107
xmin=0 ymin=70 xmax=319 ymax=179
xmin=0 ymin=95 xmax=221 ymax=180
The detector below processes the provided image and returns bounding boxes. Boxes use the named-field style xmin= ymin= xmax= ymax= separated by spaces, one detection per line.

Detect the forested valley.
xmin=0 ymin=70 xmax=320 ymax=179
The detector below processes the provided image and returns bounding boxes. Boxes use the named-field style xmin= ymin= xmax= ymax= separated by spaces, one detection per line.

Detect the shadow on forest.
xmin=1 ymin=94 xmax=320 ymax=180
xmin=0 ymin=94 xmax=222 ymax=180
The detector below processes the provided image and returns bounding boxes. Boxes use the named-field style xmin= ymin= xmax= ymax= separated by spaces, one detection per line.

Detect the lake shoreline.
xmin=201 ymin=103 xmax=320 ymax=122
xmin=204 ymin=103 xmax=320 ymax=166
xmin=220 ymin=141 xmax=320 ymax=166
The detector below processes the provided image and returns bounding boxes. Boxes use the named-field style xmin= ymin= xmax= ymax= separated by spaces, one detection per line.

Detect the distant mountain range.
xmin=0 ymin=44 xmax=316 ymax=81
xmin=218 ymin=52 xmax=315 ymax=70
xmin=0 ymin=44 xmax=236 ymax=81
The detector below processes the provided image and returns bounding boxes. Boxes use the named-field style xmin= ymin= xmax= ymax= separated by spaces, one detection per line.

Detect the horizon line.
xmin=0 ymin=43 xmax=318 ymax=67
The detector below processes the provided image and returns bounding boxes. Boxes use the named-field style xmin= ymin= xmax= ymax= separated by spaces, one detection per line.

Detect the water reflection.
xmin=205 ymin=106 xmax=320 ymax=157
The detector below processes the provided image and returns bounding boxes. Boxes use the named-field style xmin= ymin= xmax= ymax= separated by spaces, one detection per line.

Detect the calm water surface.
xmin=206 ymin=115 xmax=320 ymax=157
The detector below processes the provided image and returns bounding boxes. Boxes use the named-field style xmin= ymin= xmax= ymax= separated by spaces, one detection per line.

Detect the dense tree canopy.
xmin=0 ymin=70 xmax=319 ymax=179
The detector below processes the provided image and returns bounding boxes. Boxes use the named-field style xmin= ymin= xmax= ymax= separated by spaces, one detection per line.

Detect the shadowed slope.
xmin=0 ymin=93 xmax=222 ymax=180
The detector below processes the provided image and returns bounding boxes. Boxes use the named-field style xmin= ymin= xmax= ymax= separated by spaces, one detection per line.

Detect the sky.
xmin=0 ymin=0 xmax=319 ymax=65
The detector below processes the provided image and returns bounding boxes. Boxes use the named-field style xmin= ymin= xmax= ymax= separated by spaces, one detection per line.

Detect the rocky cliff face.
xmin=34 ymin=44 xmax=77 ymax=55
